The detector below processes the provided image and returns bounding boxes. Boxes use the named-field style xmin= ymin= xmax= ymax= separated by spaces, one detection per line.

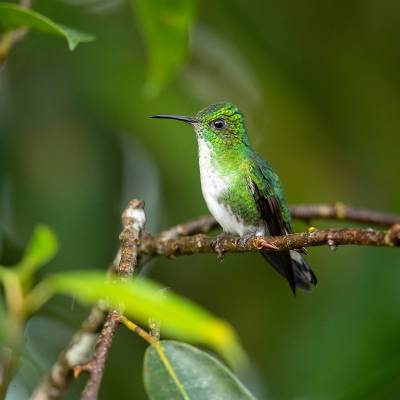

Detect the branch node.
xmin=386 ymin=224 xmax=400 ymax=246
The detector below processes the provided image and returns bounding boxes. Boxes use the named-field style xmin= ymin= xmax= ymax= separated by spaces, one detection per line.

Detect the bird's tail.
xmin=261 ymin=249 xmax=317 ymax=293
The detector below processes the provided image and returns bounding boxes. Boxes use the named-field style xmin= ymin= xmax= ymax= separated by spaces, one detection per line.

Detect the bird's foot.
xmin=256 ymin=237 xmax=279 ymax=250
xmin=238 ymin=232 xmax=256 ymax=246
xmin=211 ymin=233 xmax=231 ymax=262
xmin=239 ymin=233 xmax=279 ymax=250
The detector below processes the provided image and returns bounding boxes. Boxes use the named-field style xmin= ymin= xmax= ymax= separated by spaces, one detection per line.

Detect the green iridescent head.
xmin=151 ymin=102 xmax=250 ymax=148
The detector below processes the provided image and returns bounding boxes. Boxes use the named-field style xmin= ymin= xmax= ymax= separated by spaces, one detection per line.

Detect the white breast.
xmin=197 ymin=139 xmax=250 ymax=235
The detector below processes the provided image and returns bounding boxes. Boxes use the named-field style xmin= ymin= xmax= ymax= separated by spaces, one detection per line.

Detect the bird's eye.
xmin=212 ymin=119 xmax=226 ymax=130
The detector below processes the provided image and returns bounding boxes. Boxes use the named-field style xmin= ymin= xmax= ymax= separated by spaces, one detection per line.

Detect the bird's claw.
xmin=238 ymin=233 xmax=279 ymax=250
xmin=255 ymin=237 xmax=279 ymax=250
xmin=211 ymin=233 xmax=230 ymax=262
xmin=238 ymin=232 xmax=255 ymax=246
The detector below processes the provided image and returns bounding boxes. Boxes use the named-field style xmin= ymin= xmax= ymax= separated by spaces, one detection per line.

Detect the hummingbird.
xmin=151 ymin=102 xmax=317 ymax=294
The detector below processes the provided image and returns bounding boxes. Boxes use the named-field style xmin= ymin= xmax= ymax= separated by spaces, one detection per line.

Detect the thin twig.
xmin=117 ymin=200 xmax=145 ymax=277
xmin=289 ymin=203 xmax=400 ymax=226
xmin=160 ymin=215 xmax=219 ymax=239
xmin=78 ymin=312 xmax=120 ymax=400
xmin=120 ymin=316 xmax=157 ymax=345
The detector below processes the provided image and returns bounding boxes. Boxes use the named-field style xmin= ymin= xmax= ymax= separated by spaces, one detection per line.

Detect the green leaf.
xmin=130 ymin=0 xmax=195 ymax=96
xmin=31 ymin=271 xmax=247 ymax=368
xmin=18 ymin=225 xmax=58 ymax=278
xmin=0 ymin=3 xmax=95 ymax=50
xmin=144 ymin=340 xmax=256 ymax=400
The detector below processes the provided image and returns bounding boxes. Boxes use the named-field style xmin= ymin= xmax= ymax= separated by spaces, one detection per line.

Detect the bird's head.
xmin=151 ymin=102 xmax=249 ymax=148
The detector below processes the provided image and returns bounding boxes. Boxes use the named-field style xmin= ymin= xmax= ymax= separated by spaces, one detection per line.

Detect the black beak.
xmin=150 ymin=114 xmax=198 ymax=124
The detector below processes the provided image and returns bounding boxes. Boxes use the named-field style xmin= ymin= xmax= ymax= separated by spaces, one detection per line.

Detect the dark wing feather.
xmin=249 ymin=178 xmax=297 ymax=294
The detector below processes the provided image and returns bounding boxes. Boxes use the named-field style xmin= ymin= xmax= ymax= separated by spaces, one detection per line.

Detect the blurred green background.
xmin=1 ymin=0 xmax=400 ymax=398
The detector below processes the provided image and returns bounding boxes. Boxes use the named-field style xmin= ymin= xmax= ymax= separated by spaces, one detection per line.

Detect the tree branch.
xmin=159 ymin=215 xmax=219 ymax=239
xmin=31 ymin=306 xmax=106 ymax=400
xmin=77 ymin=312 xmax=120 ymax=400
xmin=77 ymin=200 xmax=146 ymax=400
xmin=158 ymin=203 xmax=400 ymax=239
xmin=138 ymin=226 xmax=400 ymax=259
xmin=31 ymin=203 xmax=400 ymax=399
xmin=289 ymin=203 xmax=400 ymax=226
